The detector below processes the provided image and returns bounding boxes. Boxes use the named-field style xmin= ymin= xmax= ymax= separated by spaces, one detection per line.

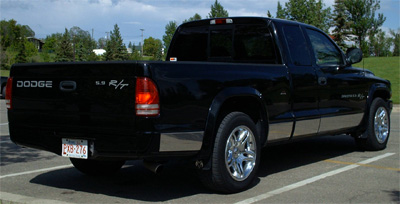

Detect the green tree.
xmin=163 ymin=21 xmax=178 ymax=52
xmin=267 ymin=10 xmax=273 ymax=18
xmin=389 ymin=29 xmax=400 ymax=56
xmin=104 ymin=24 xmax=129 ymax=61
xmin=0 ymin=45 xmax=7 ymax=69
xmin=69 ymin=26 xmax=96 ymax=61
xmin=130 ymin=50 xmax=143 ymax=60
xmin=41 ymin=33 xmax=62 ymax=62
xmin=87 ymin=50 xmax=101 ymax=61
xmin=75 ymin=43 xmax=84 ymax=61
xmin=207 ymin=0 xmax=229 ymax=18
xmin=183 ymin=13 xmax=202 ymax=23
xmin=369 ymin=30 xmax=392 ymax=56
xmin=128 ymin=42 xmax=135 ymax=53
xmin=2 ymin=47 xmax=17 ymax=70
xmin=43 ymin=33 xmax=62 ymax=53
xmin=332 ymin=0 xmax=350 ymax=50
xmin=97 ymin=37 xmax=107 ymax=49
xmin=143 ymin=37 xmax=162 ymax=60
xmin=0 ymin=19 xmax=35 ymax=49
xmin=0 ymin=19 xmax=36 ymax=68
xmin=127 ymin=42 xmax=137 ymax=60
xmin=282 ymin=0 xmax=332 ymax=33
xmin=13 ymin=25 xmax=37 ymax=63
xmin=276 ymin=1 xmax=285 ymax=19
xmin=24 ymin=39 xmax=38 ymax=61
xmin=15 ymin=38 xmax=28 ymax=63
xmin=20 ymin=25 xmax=35 ymax=38
xmin=55 ymin=28 xmax=74 ymax=62
xmin=344 ymin=0 xmax=386 ymax=55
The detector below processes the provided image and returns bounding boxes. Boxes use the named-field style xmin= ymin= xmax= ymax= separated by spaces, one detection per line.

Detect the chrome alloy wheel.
xmin=225 ymin=125 xmax=256 ymax=181
xmin=374 ymin=107 xmax=389 ymax=144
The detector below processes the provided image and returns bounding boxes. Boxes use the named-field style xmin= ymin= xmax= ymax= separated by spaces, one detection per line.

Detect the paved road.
xmin=1 ymin=100 xmax=399 ymax=203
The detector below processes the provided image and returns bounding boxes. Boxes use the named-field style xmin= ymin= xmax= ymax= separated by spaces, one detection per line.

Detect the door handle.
xmin=59 ymin=81 xmax=77 ymax=92
xmin=318 ymin=77 xmax=327 ymax=85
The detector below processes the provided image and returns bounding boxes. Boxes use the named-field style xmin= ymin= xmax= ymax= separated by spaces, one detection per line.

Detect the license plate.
xmin=62 ymin=138 xmax=88 ymax=159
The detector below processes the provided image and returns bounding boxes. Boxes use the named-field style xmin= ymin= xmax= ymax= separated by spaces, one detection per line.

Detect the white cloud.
xmin=123 ymin=21 xmax=142 ymax=25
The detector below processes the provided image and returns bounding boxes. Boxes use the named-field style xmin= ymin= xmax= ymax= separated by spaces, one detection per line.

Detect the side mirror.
xmin=346 ymin=48 xmax=363 ymax=65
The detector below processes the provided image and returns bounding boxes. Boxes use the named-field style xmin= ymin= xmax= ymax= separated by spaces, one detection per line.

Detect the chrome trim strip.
xmin=160 ymin=131 xmax=204 ymax=152
xmin=319 ymin=113 xmax=364 ymax=132
xmin=268 ymin=122 xmax=293 ymax=141
xmin=293 ymin=118 xmax=320 ymax=137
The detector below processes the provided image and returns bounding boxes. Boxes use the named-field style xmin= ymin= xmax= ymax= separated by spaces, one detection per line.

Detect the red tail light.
xmin=5 ymin=77 xmax=13 ymax=109
xmin=135 ymin=77 xmax=160 ymax=116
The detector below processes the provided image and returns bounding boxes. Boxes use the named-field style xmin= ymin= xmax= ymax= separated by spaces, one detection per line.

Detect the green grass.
xmin=0 ymin=70 xmax=10 ymax=77
xmin=354 ymin=56 xmax=400 ymax=104
xmin=142 ymin=56 xmax=153 ymax=60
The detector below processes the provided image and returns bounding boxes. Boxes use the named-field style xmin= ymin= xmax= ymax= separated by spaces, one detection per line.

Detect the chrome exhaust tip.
xmin=143 ymin=161 xmax=163 ymax=174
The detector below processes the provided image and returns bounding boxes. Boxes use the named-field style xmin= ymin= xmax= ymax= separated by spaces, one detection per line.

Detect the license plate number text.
xmin=62 ymin=138 xmax=88 ymax=159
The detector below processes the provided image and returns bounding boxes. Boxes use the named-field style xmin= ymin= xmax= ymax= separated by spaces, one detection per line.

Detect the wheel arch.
xmin=367 ymin=82 xmax=391 ymax=113
xmin=371 ymin=86 xmax=391 ymax=102
xmin=357 ymin=83 xmax=392 ymax=138
xmin=197 ymin=87 xmax=269 ymax=166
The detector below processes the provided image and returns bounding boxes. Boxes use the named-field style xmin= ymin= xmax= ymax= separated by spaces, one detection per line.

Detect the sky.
xmin=1 ymin=0 xmax=399 ymax=46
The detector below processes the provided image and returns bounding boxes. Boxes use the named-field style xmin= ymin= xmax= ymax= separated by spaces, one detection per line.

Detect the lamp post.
xmin=140 ymin=29 xmax=144 ymax=56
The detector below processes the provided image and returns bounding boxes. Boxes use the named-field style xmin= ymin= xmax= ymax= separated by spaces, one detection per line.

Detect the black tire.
xmin=199 ymin=112 xmax=261 ymax=193
xmin=356 ymin=97 xmax=390 ymax=151
xmin=70 ymin=158 xmax=125 ymax=176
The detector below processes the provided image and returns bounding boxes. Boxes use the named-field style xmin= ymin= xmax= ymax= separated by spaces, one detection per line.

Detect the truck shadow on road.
xmin=0 ymin=136 xmax=56 ymax=166
xmin=257 ymin=134 xmax=358 ymax=177
xmin=30 ymin=160 xmax=208 ymax=202
xmin=30 ymin=134 xmax=359 ymax=202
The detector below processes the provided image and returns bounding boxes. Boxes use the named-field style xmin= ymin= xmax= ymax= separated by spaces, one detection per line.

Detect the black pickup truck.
xmin=6 ymin=17 xmax=392 ymax=192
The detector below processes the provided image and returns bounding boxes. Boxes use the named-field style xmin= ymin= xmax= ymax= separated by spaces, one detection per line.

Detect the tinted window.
xmin=283 ymin=26 xmax=312 ymax=66
xmin=210 ymin=29 xmax=233 ymax=58
xmin=169 ymin=24 xmax=278 ymax=64
xmin=234 ymin=25 xmax=277 ymax=63
xmin=306 ymin=29 xmax=343 ymax=65
xmin=168 ymin=26 xmax=208 ymax=61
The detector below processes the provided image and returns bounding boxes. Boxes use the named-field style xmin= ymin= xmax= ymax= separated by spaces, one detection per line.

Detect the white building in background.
xmin=93 ymin=49 xmax=106 ymax=56
xmin=93 ymin=48 xmax=132 ymax=56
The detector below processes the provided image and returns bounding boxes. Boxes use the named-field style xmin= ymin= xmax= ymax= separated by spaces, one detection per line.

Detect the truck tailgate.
xmin=11 ymin=62 xmax=135 ymax=115
xmin=7 ymin=62 xmax=154 ymax=155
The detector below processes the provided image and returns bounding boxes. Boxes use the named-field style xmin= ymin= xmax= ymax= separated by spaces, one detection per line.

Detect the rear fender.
xmin=196 ymin=87 xmax=269 ymax=167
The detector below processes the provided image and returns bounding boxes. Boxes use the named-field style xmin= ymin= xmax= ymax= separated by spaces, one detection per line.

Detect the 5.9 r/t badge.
xmin=95 ymin=79 xmax=129 ymax=90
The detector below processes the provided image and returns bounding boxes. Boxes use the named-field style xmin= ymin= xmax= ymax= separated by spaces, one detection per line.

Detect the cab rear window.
xmin=168 ymin=24 xmax=278 ymax=64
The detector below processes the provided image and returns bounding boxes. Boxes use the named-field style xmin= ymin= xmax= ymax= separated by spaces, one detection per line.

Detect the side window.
xmin=234 ymin=25 xmax=277 ymax=64
xmin=306 ymin=29 xmax=344 ymax=65
xmin=283 ymin=26 xmax=312 ymax=66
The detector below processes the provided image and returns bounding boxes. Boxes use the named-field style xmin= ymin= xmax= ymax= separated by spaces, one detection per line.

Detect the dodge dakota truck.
xmin=6 ymin=17 xmax=392 ymax=193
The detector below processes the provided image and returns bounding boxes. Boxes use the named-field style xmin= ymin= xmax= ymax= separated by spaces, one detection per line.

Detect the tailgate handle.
xmin=59 ymin=81 xmax=77 ymax=92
